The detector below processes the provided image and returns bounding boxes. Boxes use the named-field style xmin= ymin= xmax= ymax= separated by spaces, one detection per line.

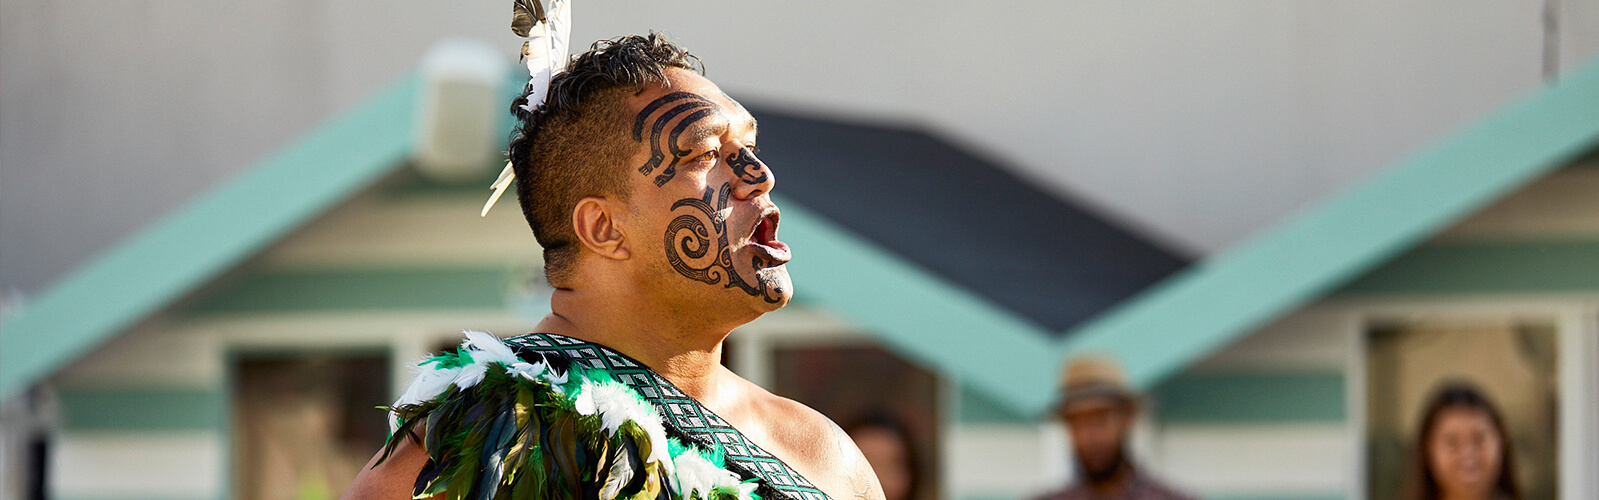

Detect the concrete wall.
xmin=7 ymin=0 xmax=1599 ymax=297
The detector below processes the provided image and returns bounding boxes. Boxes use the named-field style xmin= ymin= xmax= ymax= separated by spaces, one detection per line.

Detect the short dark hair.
xmin=507 ymin=33 xmax=702 ymax=286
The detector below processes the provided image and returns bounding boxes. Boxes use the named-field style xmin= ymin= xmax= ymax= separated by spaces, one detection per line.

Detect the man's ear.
xmin=570 ymin=196 xmax=631 ymax=260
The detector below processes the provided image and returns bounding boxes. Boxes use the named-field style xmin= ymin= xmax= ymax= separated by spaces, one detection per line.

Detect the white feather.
xmin=577 ymin=380 xmax=674 ymax=470
xmin=520 ymin=0 xmax=571 ymax=113
xmin=547 ymin=0 xmax=571 ymax=70
xmin=671 ymin=450 xmax=742 ymax=500
xmin=480 ymin=161 xmax=516 ymax=217
xmin=393 ymin=331 xmax=519 ymax=416
xmin=546 ymin=366 xmax=570 ymax=386
xmin=586 ymin=381 xmax=634 ymax=435
xmin=453 ymin=361 xmax=488 ymax=390
xmin=520 ymin=34 xmax=555 ymax=112
xmin=505 ymin=359 xmax=549 ymax=381
xmin=574 ymin=389 xmax=597 ymax=415
xmin=463 ymin=330 xmax=518 ymax=366
xmin=391 ymin=358 xmax=465 ymax=431
xmin=485 ymin=0 xmax=574 ymax=216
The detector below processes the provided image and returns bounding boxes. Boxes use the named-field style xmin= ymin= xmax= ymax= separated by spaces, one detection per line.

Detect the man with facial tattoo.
xmin=342 ymin=34 xmax=884 ymax=500
xmin=1036 ymin=356 xmax=1194 ymax=500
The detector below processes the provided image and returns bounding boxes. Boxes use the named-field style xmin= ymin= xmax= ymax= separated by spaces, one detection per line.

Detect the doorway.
xmin=231 ymin=351 xmax=390 ymax=500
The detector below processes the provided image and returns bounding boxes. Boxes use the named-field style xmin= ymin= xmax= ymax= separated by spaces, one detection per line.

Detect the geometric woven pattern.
xmin=505 ymin=333 xmax=831 ymax=500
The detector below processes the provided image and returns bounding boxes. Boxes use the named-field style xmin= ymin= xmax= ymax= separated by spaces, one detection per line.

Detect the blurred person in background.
xmin=1405 ymin=382 xmax=1522 ymax=500
xmin=845 ymin=412 xmax=923 ymax=500
xmin=1035 ymin=356 xmax=1193 ymax=500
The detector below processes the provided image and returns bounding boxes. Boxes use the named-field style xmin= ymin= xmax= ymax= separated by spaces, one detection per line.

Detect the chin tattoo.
xmin=663 ymin=183 xmax=784 ymax=303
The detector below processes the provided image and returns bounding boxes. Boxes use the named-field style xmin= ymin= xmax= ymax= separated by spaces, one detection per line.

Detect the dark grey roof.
xmin=750 ymin=107 xmax=1190 ymax=335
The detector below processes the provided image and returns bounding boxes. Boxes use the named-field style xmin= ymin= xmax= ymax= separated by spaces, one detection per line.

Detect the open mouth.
xmin=748 ymin=208 xmax=791 ymax=265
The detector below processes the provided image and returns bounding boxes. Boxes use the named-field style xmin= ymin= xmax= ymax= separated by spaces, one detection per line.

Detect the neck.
xmin=537 ymin=286 xmax=734 ymax=402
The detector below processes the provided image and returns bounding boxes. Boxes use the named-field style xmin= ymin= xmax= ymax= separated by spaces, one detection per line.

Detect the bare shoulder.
xmin=725 ymin=374 xmax=885 ymax=500
xmin=742 ymin=380 xmax=835 ymax=453
xmin=342 ymin=428 xmax=439 ymax=500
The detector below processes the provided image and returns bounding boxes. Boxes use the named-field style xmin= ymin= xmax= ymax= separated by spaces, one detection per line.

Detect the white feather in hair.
xmin=483 ymin=0 xmax=571 ymax=217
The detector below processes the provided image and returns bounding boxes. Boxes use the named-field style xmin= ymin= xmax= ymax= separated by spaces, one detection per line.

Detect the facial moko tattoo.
xmin=662 ymin=183 xmax=784 ymax=303
xmin=633 ymin=90 xmax=785 ymax=303
xmin=633 ymin=91 xmax=719 ymax=187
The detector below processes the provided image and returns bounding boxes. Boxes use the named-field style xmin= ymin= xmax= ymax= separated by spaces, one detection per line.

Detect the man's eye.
xmin=698 ymin=150 xmax=717 ymax=162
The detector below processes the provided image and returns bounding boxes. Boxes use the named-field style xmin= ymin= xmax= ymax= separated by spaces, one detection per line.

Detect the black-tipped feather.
xmin=509 ymin=0 xmax=544 ymax=37
xmin=617 ymin=429 xmax=649 ymax=498
xmin=543 ymin=411 xmax=583 ymax=498
xmin=415 ymin=459 xmax=445 ymax=498
xmin=477 ymin=397 xmax=517 ymax=500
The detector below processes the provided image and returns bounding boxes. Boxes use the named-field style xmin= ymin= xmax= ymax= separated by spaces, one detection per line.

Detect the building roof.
xmin=1054 ymin=58 xmax=1599 ymax=392
xmin=0 ymin=75 xmax=423 ymax=400
xmin=6 ymin=57 xmax=1597 ymax=416
xmin=752 ymin=110 xmax=1189 ymax=333
xmin=0 ymin=70 xmax=1181 ymax=412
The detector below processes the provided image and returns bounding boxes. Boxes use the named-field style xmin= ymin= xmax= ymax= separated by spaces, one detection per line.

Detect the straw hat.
xmin=1055 ymin=354 xmax=1138 ymax=414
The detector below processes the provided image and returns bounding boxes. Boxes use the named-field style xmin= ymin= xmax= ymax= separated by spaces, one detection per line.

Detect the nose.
xmin=728 ymin=147 xmax=775 ymax=200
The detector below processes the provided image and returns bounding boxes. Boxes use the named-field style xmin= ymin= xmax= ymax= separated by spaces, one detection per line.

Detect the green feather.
xmin=506 ymin=378 xmax=545 ymax=464
xmin=376 ymin=411 xmax=421 ymax=467
xmin=476 ymin=389 xmax=517 ymax=500
xmin=542 ymin=408 xmax=583 ymax=498
xmin=430 ymin=346 xmax=476 ymax=369
xmin=612 ymin=427 xmax=651 ymax=500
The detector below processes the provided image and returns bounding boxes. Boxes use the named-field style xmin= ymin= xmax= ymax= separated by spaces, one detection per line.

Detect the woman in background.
xmin=846 ymin=412 xmax=923 ymax=500
xmin=1406 ymin=382 xmax=1522 ymax=500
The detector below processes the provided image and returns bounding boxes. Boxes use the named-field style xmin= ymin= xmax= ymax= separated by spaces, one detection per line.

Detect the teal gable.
xmin=1056 ymin=58 xmax=1599 ymax=393
xmin=6 ymin=56 xmax=1599 ymax=421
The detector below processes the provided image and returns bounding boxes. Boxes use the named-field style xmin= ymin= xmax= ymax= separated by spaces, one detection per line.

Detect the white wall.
xmin=7 ymin=0 xmax=1598 ymax=297
xmin=41 ymin=308 xmax=544 ymax=500
xmin=1154 ymin=305 xmax=1355 ymax=500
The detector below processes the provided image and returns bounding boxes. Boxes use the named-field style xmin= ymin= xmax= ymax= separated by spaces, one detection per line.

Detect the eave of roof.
xmin=1055 ymin=57 xmax=1599 ymax=393
xmin=0 ymin=75 xmax=422 ymax=399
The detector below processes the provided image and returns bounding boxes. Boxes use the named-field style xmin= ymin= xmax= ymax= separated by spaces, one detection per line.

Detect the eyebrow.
xmin=744 ymin=116 xmax=759 ymax=138
xmin=678 ymin=113 xmax=731 ymax=148
xmin=726 ymin=113 xmax=758 ymax=139
xmin=723 ymin=94 xmax=760 ymax=138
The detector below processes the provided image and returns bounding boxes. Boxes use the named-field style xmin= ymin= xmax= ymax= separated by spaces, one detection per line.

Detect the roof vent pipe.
xmin=414 ymin=37 xmax=510 ymax=183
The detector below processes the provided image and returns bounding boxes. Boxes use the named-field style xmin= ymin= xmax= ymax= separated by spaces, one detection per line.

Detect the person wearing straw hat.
xmin=1035 ymin=355 xmax=1194 ymax=500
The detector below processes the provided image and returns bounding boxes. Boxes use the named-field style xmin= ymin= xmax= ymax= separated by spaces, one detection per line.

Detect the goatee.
xmin=1076 ymin=447 xmax=1129 ymax=484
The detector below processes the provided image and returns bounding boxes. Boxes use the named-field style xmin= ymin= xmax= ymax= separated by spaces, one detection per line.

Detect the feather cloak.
xmin=378 ymin=331 xmax=758 ymax=500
